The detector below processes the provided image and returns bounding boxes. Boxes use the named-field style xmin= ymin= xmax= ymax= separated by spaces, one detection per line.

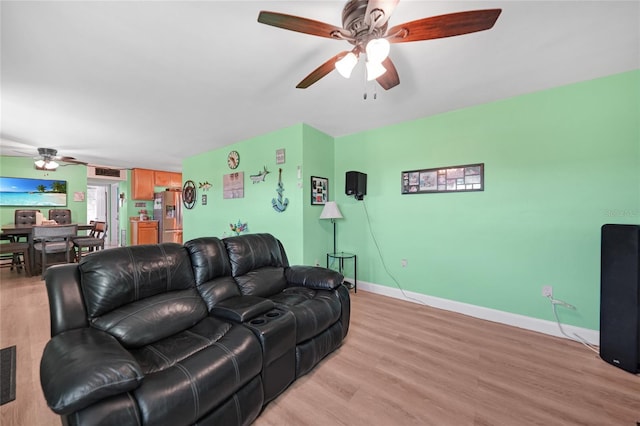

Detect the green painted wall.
xmin=0 ymin=156 xmax=88 ymax=225
xmin=301 ymin=124 xmax=335 ymax=266
xmin=333 ymin=70 xmax=639 ymax=330
xmin=182 ymin=123 xmax=336 ymax=266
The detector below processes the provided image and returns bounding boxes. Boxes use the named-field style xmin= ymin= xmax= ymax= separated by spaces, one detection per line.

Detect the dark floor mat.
xmin=0 ymin=345 xmax=16 ymax=405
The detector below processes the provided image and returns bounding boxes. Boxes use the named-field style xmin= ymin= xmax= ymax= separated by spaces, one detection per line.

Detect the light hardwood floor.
xmin=1 ymin=268 xmax=639 ymax=426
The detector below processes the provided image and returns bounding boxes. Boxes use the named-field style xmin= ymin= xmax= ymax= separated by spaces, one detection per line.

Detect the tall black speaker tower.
xmin=600 ymin=224 xmax=640 ymax=373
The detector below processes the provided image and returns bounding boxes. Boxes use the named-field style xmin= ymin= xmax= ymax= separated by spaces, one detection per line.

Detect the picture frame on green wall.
xmin=311 ymin=176 xmax=328 ymax=205
xmin=401 ymin=163 xmax=484 ymax=194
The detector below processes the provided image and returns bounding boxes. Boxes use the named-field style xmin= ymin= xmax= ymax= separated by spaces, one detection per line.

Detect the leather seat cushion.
xmin=79 ymin=244 xmax=196 ymax=318
xmin=130 ymin=316 xmax=263 ymax=425
xmin=269 ymin=287 xmax=342 ymax=343
xmin=91 ymin=288 xmax=208 ymax=348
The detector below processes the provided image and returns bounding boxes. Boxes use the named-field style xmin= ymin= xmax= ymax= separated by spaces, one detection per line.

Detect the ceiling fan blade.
xmin=387 ymin=9 xmax=502 ymax=43
xmin=58 ymin=156 xmax=88 ymax=166
xmin=376 ymin=57 xmax=400 ymax=90
xmin=258 ymin=11 xmax=348 ymax=39
xmin=296 ymin=51 xmax=350 ymax=89
xmin=364 ymin=0 xmax=400 ymax=28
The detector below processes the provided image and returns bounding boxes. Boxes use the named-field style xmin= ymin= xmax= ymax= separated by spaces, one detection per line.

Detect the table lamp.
xmin=319 ymin=201 xmax=343 ymax=254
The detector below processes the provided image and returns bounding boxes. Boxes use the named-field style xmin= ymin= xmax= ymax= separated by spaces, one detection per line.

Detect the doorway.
xmin=87 ymin=181 xmax=120 ymax=246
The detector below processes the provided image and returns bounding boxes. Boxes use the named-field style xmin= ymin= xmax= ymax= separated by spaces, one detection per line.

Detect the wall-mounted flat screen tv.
xmin=0 ymin=177 xmax=68 ymax=207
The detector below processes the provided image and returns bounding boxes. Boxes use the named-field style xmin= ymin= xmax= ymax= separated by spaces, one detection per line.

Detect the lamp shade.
xmin=319 ymin=201 xmax=343 ymax=220
xmin=365 ymin=38 xmax=390 ymax=63
xmin=366 ymin=60 xmax=387 ymax=81
xmin=335 ymin=52 xmax=358 ymax=78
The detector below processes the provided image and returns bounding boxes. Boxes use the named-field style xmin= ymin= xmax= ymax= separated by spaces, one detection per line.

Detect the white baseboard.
xmin=351 ymin=279 xmax=600 ymax=346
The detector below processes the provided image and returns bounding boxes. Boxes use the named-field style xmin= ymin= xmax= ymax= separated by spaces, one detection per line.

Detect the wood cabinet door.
xmin=132 ymin=169 xmax=155 ymax=200
xmin=138 ymin=225 xmax=158 ymax=245
xmin=169 ymin=172 xmax=182 ymax=188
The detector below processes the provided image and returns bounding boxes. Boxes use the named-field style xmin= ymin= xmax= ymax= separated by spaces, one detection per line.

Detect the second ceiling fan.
xmin=258 ymin=0 xmax=501 ymax=90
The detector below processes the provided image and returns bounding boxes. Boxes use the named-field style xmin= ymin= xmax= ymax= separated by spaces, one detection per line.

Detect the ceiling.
xmin=1 ymin=1 xmax=638 ymax=172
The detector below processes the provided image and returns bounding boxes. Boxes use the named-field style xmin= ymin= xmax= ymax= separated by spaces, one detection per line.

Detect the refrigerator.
xmin=153 ymin=191 xmax=183 ymax=243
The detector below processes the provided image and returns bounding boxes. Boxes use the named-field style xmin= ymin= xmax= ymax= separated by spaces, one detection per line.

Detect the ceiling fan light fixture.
xmin=45 ymin=160 xmax=59 ymax=170
xmin=335 ymin=52 xmax=358 ymax=78
xmin=366 ymin=60 xmax=387 ymax=81
xmin=365 ymin=38 xmax=390 ymax=63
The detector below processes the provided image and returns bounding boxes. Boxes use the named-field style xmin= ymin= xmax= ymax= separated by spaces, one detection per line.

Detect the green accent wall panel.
xmin=333 ymin=71 xmax=639 ymax=330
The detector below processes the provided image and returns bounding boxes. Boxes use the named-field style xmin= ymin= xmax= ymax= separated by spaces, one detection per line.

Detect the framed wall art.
xmin=223 ymin=172 xmax=244 ymax=199
xmin=0 ymin=176 xmax=67 ymax=206
xmin=311 ymin=176 xmax=328 ymax=205
xmin=401 ymin=163 xmax=484 ymax=194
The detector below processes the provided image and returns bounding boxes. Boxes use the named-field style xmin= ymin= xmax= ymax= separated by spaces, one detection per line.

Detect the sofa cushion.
xmin=79 ymin=244 xmax=207 ymax=347
xmin=269 ymin=287 xmax=342 ymax=343
xmin=224 ymin=234 xmax=286 ymax=277
xmin=40 ymin=328 xmax=143 ymax=415
xmin=184 ymin=237 xmax=242 ymax=310
xmin=184 ymin=237 xmax=232 ymax=285
xmin=91 ymin=288 xmax=208 ymax=348
xmin=130 ymin=316 xmax=263 ymax=425
xmin=79 ymin=243 xmax=197 ymax=317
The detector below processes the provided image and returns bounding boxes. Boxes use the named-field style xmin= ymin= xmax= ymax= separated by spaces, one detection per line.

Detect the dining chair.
xmin=73 ymin=221 xmax=108 ymax=260
xmin=32 ymin=224 xmax=77 ymax=279
xmin=48 ymin=209 xmax=72 ymax=224
xmin=0 ymin=236 xmax=31 ymax=275
xmin=13 ymin=209 xmax=41 ymax=244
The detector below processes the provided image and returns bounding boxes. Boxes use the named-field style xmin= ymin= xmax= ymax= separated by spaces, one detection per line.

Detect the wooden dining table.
xmin=1 ymin=223 xmax=94 ymax=277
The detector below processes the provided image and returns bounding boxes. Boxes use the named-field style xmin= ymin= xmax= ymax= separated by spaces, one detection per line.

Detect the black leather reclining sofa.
xmin=40 ymin=233 xmax=350 ymax=425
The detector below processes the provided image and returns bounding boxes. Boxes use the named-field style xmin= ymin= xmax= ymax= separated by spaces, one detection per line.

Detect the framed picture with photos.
xmin=311 ymin=176 xmax=328 ymax=205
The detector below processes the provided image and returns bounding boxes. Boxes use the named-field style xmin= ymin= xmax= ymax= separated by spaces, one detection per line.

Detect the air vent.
xmin=95 ymin=167 xmax=121 ymax=177
xmin=87 ymin=165 xmax=126 ymax=181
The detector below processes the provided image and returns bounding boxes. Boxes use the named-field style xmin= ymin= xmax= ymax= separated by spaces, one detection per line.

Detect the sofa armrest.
xmin=211 ymin=296 xmax=275 ymax=322
xmin=285 ymin=266 xmax=344 ymax=290
xmin=40 ymin=328 xmax=143 ymax=415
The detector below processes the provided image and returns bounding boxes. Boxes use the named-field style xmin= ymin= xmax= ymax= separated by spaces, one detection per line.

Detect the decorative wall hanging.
xmin=199 ymin=181 xmax=212 ymax=191
xmin=227 ymin=150 xmax=240 ymax=169
xmin=272 ymin=168 xmax=289 ymax=212
xmin=401 ymin=163 xmax=484 ymax=194
xmin=276 ymin=149 xmax=286 ymax=164
xmin=250 ymin=166 xmax=270 ymax=184
xmin=0 ymin=176 xmax=67 ymax=207
xmin=230 ymin=220 xmax=248 ymax=236
xmin=183 ymin=180 xmax=196 ymax=208
xmin=223 ymin=172 xmax=244 ymax=199
xmin=311 ymin=176 xmax=328 ymax=205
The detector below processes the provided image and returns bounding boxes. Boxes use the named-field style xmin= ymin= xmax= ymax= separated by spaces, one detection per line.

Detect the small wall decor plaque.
xmin=223 ymin=172 xmax=244 ymax=199
xmin=401 ymin=163 xmax=484 ymax=194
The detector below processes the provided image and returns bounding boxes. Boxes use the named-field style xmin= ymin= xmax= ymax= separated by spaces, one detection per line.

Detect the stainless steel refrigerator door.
xmin=162 ymin=191 xmax=179 ymax=232
xmin=163 ymin=229 xmax=183 ymax=244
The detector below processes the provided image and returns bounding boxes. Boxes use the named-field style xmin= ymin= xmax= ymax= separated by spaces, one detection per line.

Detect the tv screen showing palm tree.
xmin=0 ymin=177 xmax=67 ymax=206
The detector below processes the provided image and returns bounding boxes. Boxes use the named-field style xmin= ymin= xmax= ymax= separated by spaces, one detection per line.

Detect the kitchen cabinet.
xmin=155 ymin=171 xmax=182 ymax=188
xmin=131 ymin=168 xmax=155 ymax=200
xmin=130 ymin=220 xmax=158 ymax=245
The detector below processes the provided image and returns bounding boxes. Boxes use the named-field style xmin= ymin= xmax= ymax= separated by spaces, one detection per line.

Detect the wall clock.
xmin=182 ymin=180 xmax=196 ymax=209
xmin=227 ymin=150 xmax=240 ymax=169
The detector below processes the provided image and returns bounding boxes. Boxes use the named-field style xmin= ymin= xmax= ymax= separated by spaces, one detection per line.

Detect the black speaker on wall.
xmin=345 ymin=171 xmax=367 ymax=200
xmin=600 ymin=223 xmax=640 ymax=374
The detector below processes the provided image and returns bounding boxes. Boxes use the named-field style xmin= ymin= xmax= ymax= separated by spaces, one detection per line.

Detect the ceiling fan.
xmin=258 ymin=0 xmax=501 ymax=90
xmin=34 ymin=147 xmax=87 ymax=170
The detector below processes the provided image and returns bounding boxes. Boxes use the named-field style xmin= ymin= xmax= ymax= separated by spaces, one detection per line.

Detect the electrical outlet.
xmin=314 ymin=259 xmax=320 ymax=267
xmin=542 ymin=285 xmax=553 ymax=298
xmin=401 ymin=259 xmax=408 ymax=268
